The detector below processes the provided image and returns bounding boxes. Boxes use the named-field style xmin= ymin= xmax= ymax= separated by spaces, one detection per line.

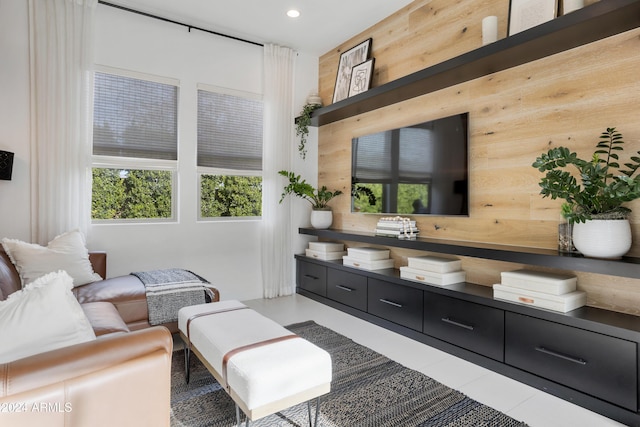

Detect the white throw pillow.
xmin=0 ymin=270 xmax=96 ymax=363
xmin=2 ymin=229 xmax=102 ymax=287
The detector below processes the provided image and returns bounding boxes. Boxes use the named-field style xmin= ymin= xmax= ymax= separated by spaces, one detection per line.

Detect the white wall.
xmin=0 ymin=1 xmax=320 ymax=301
xmin=0 ymin=0 xmax=31 ymax=239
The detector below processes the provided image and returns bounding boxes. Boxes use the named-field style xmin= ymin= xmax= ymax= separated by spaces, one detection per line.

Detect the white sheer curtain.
xmin=28 ymin=0 xmax=96 ymax=244
xmin=261 ymin=44 xmax=295 ymax=298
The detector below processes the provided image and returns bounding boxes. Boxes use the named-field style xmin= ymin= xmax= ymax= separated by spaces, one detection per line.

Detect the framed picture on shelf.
xmin=348 ymin=59 xmax=375 ymax=97
xmin=508 ymin=0 xmax=558 ymax=36
xmin=332 ymin=38 xmax=372 ymax=103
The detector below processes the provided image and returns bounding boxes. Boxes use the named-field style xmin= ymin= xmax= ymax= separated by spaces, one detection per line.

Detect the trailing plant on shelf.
xmin=296 ymin=103 xmax=321 ymax=160
xmin=532 ymin=127 xmax=640 ymax=224
xmin=278 ymin=170 xmax=342 ymax=209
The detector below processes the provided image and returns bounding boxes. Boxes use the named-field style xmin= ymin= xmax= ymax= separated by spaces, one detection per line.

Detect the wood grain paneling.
xmin=316 ymin=0 xmax=640 ymax=315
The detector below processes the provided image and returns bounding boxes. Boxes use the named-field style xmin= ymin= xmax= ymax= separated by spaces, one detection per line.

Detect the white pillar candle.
xmin=482 ymin=16 xmax=498 ymax=46
xmin=563 ymin=0 xmax=585 ymax=14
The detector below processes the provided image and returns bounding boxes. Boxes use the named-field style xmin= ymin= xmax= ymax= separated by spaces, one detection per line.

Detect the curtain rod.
xmin=97 ymin=1 xmax=264 ymax=48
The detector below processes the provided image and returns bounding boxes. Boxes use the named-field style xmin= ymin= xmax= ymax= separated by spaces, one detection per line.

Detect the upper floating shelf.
xmin=309 ymin=0 xmax=640 ymax=127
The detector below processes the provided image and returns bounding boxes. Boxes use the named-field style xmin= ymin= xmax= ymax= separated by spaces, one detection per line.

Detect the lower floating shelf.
xmin=299 ymin=227 xmax=640 ymax=279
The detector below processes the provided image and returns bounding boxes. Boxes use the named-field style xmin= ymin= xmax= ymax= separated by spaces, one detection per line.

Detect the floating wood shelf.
xmin=308 ymin=0 xmax=640 ymax=126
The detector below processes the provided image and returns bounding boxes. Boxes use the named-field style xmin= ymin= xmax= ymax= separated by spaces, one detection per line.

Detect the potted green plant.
xmin=532 ymin=127 xmax=640 ymax=258
xmin=296 ymin=103 xmax=321 ymax=160
xmin=278 ymin=170 xmax=343 ymax=229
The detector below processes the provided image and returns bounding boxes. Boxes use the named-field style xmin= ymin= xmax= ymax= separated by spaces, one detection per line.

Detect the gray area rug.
xmin=170 ymin=321 xmax=528 ymax=427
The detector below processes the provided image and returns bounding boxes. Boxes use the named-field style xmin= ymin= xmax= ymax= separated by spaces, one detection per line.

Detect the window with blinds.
xmin=93 ymin=72 xmax=178 ymax=160
xmin=197 ymin=88 xmax=263 ymax=219
xmin=197 ymin=90 xmax=263 ymax=170
xmin=91 ymin=70 xmax=178 ymax=221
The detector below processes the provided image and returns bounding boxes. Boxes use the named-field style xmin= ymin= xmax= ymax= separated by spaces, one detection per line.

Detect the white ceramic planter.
xmin=310 ymin=209 xmax=333 ymax=229
xmin=572 ymin=219 xmax=632 ymax=259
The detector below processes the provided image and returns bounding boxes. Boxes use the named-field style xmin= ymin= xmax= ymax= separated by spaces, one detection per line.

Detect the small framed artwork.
xmin=332 ymin=38 xmax=372 ymax=103
xmin=348 ymin=59 xmax=375 ymax=97
xmin=508 ymin=0 xmax=558 ymax=36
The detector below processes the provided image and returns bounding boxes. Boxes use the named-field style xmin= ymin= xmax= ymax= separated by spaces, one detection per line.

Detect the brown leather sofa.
xmin=0 ymin=248 xmax=219 ymax=334
xmin=0 ymin=248 xmax=212 ymax=426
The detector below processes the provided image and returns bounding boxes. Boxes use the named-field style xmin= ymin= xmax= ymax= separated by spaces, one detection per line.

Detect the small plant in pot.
xmin=278 ymin=170 xmax=343 ymax=229
xmin=532 ymin=127 xmax=640 ymax=258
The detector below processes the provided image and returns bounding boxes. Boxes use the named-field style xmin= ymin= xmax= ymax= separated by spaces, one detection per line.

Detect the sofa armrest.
xmin=88 ymin=251 xmax=107 ymax=280
xmin=0 ymin=327 xmax=173 ymax=427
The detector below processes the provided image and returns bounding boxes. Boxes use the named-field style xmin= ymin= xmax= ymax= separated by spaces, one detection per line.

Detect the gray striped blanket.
xmin=132 ymin=269 xmax=209 ymax=326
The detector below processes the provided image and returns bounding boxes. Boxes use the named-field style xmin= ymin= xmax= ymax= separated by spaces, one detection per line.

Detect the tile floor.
xmin=243 ymin=294 xmax=626 ymax=427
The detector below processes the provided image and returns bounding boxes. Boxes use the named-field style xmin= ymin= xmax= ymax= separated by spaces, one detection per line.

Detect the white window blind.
xmin=93 ymin=72 xmax=178 ymax=160
xmin=197 ymin=90 xmax=263 ymax=171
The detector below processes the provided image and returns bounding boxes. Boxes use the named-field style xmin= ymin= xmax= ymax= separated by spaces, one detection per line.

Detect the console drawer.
xmin=424 ymin=292 xmax=504 ymax=361
xmin=296 ymin=260 xmax=327 ymax=297
xmin=327 ymin=269 xmax=367 ymax=311
xmin=368 ymin=278 xmax=423 ymax=331
xmin=505 ymin=312 xmax=637 ymax=411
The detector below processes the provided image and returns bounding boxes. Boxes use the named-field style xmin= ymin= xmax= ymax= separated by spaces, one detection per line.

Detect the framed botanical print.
xmin=332 ymin=38 xmax=372 ymax=103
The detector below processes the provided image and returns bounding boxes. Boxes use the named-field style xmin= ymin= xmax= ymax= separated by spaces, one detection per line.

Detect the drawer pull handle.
xmin=441 ymin=317 xmax=474 ymax=331
xmin=336 ymin=285 xmax=354 ymax=292
xmin=353 ymin=262 xmax=361 ymax=267
xmin=416 ymin=275 xmax=426 ymax=281
xmin=535 ymin=346 xmax=587 ymax=365
xmin=303 ymin=274 xmax=319 ymax=280
xmin=379 ymin=298 xmax=403 ymax=308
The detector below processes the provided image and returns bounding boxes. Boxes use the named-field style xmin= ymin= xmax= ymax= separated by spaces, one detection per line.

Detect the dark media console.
xmin=296 ymin=228 xmax=640 ymax=426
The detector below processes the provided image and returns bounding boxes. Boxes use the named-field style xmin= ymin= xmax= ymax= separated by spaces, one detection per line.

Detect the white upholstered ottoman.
xmin=178 ymin=300 xmax=332 ymax=426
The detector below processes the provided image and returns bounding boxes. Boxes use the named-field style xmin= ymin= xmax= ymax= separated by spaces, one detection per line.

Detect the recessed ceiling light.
xmin=287 ymin=9 xmax=300 ymax=18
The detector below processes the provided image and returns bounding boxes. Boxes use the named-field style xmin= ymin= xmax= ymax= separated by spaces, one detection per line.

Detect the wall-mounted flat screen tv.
xmin=351 ymin=112 xmax=469 ymax=216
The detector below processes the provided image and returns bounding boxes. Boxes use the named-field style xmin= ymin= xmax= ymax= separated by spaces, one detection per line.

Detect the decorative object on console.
xmin=296 ymin=103 xmax=322 ymax=160
xmin=278 ymin=170 xmax=343 ymax=229
xmin=348 ymin=58 xmax=375 ymax=97
xmin=375 ymin=216 xmax=419 ymax=239
xmin=482 ymin=15 xmax=499 ymax=45
xmin=0 ymin=150 xmax=14 ymax=181
xmin=557 ymin=216 xmax=577 ymax=253
xmin=493 ymin=269 xmax=585 ymax=313
xmin=532 ymin=127 xmax=639 ymax=258
xmin=332 ymin=38 xmax=372 ymax=103
xmin=342 ymin=247 xmax=394 ymax=271
xmin=305 ymin=241 xmax=346 ymax=260
xmin=508 ymin=0 xmax=558 ymax=36
xmin=400 ymin=255 xmax=466 ymax=286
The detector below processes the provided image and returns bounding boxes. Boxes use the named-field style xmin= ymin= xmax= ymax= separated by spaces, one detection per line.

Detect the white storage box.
xmin=501 ymin=269 xmax=577 ymax=295
xmin=400 ymin=266 xmax=466 ymax=286
xmin=305 ymin=249 xmax=347 ymax=260
xmin=342 ymin=256 xmax=394 ymax=271
xmin=407 ymin=256 xmax=462 ymax=273
xmin=346 ymin=247 xmax=390 ymax=261
xmin=493 ymin=284 xmax=586 ymax=313
xmin=307 ymin=241 xmax=345 ymax=253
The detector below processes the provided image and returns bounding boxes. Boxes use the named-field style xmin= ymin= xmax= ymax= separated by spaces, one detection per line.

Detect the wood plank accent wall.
xmin=315 ymin=0 xmax=640 ymax=316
